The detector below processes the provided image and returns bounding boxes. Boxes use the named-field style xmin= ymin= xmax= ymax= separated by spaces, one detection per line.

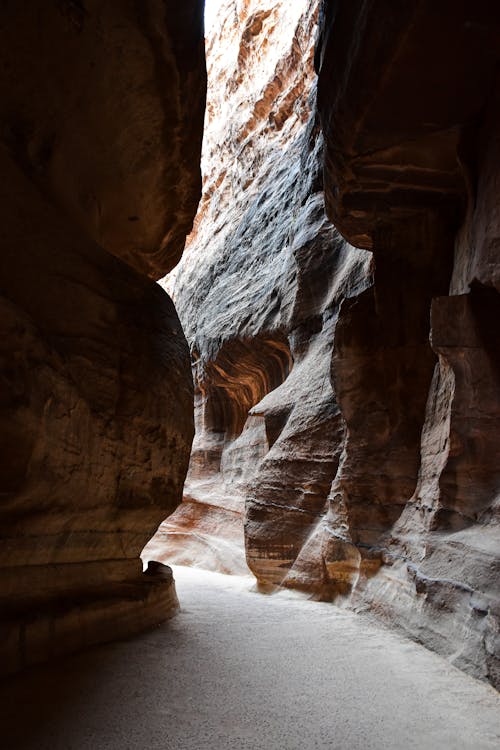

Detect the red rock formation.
xmin=145 ymin=0 xmax=372 ymax=580
xmin=0 ymin=0 xmax=205 ymax=673
xmin=315 ymin=0 xmax=500 ymax=688
xmin=149 ymin=0 xmax=500 ymax=690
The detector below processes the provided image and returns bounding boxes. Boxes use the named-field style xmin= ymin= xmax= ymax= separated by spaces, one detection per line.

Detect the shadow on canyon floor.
xmin=0 ymin=566 xmax=499 ymax=750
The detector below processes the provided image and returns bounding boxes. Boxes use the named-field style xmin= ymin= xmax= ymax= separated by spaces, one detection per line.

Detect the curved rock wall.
xmin=316 ymin=0 xmax=500 ymax=688
xmin=149 ymin=0 xmax=500 ymax=690
xmin=0 ymin=0 xmax=205 ymax=673
xmin=144 ymin=0 xmax=372 ymax=580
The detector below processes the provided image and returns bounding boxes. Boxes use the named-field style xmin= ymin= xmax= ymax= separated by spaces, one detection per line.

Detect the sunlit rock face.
xmin=0 ymin=0 xmax=205 ymax=673
xmin=316 ymin=0 xmax=500 ymax=689
xmin=146 ymin=0 xmax=500 ymax=690
xmin=144 ymin=0 xmax=372 ymax=576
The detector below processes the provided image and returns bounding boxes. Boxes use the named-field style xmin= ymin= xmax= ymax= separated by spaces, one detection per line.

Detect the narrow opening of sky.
xmin=204 ymin=0 xmax=224 ymax=32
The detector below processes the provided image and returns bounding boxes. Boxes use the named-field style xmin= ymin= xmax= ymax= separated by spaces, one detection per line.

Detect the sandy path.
xmin=1 ymin=566 xmax=499 ymax=749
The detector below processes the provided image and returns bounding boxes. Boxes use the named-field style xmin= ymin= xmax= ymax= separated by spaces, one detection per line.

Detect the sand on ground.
xmin=1 ymin=565 xmax=499 ymax=749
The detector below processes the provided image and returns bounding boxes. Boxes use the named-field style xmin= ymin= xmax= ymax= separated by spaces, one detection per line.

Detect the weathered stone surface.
xmin=145 ymin=0 xmax=372 ymax=582
xmin=315 ymin=0 xmax=500 ymax=688
xmin=0 ymin=1 xmax=205 ymax=672
xmin=315 ymin=0 xmax=497 ymax=249
xmin=148 ymin=0 xmax=500 ymax=691
xmin=0 ymin=0 xmax=205 ymax=279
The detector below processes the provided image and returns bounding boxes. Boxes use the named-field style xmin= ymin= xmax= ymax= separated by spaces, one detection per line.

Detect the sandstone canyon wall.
xmin=148 ymin=0 xmax=500 ymax=689
xmin=143 ymin=0 xmax=373 ymax=577
xmin=0 ymin=0 xmax=205 ymax=673
xmin=314 ymin=0 xmax=500 ymax=689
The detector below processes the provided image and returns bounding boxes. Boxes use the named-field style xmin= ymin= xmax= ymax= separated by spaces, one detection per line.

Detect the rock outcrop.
xmin=0 ymin=0 xmax=205 ymax=673
xmin=149 ymin=0 xmax=500 ymax=690
xmin=315 ymin=0 xmax=500 ymax=688
xmin=144 ymin=0 xmax=372 ymax=580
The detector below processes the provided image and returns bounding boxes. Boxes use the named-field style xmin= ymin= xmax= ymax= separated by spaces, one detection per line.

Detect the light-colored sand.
xmin=1 ymin=566 xmax=499 ymax=749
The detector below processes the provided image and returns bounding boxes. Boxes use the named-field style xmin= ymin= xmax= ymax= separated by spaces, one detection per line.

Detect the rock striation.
xmin=314 ymin=0 xmax=500 ymax=688
xmin=0 ymin=0 xmax=205 ymax=673
xmin=145 ymin=0 xmax=372 ymax=581
xmin=149 ymin=0 xmax=500 ymax=690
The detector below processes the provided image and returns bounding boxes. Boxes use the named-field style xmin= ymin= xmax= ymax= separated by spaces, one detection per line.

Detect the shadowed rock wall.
xmin=316 ymin=0 xmax=500 ymax=689
xmin=0 ymin=0 xmax=205 ymax=673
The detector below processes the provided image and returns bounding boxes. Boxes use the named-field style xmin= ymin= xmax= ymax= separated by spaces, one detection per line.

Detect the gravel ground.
xmin=1 ymin=566 xmax=499 ymax=750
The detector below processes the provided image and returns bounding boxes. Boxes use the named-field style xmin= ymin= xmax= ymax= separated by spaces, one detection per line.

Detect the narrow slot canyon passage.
xmin=2 ymin=567 xmax=500 ymax=750
xmin=2 ymin=0 xmax=500 ymax=747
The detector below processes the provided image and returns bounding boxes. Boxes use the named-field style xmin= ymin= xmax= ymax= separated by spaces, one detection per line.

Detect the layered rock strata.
xmin=149 ymin=0 xmax=500 ymax=690
xmin=315 ymin=0 xmax=500 ymax=688
xmin=144 ymin=0 xmax=372 ymax=581
xmin=0 ymin=0 xmax=205 ymax=673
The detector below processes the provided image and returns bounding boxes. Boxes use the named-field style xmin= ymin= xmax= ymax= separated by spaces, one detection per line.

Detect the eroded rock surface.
xmin=315 ymin=0 xmax=500 ymax=688
xmin=0 ymin=0 xmax=205 ymax=673
xmin=148 ymin=0 xmax=500 ymax=690
xmin=144 ymin=0 xmax=372 ymax=580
